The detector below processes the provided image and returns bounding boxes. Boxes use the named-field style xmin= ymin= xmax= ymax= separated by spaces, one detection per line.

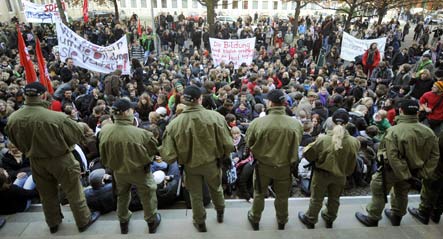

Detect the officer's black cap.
xmin=183 ymin=86 xmax=202 ymax=102
xmin=24 ymin=82 xmax=46 ymax=96
xmin=332 ymin=109 xmax=350 ymax=125
xmin=399 ymin=99 xmax=419 ymax=115
xmin=267 ymin=89 xmax=286 ymax=104
xmin=112 ymin=99 xmax=136 ymax=113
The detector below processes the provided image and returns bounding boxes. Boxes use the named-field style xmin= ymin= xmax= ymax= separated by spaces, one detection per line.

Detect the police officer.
xmin=408 ymin=130 xmax=443 ymax=224
xmin=6 ymin=82 xmax=100 ymax=233
xmin=99 ymin=98 xmax=161 ymax=234
xmin=298 ymin=109 xmax=360 ymax=229
xmin=245 ymin=89 xmax=303 ymax=231
xmin=160 ymin=85 xmax=234 ymax=232
xmin=356 ymin=99 xmax=439 ymax=227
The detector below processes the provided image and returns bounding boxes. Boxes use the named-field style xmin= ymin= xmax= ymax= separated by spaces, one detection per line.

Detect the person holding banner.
xmin=362 ymin=43 xmax=381 ymax=79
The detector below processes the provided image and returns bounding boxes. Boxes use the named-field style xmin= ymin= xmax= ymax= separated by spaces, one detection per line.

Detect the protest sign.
xmin=209 ymin=38 xmax=255 ymax=69
xmin=340 ymin=32 xmax=387 ymax=62
xmin=23 ymin=1 xmax=67 ymax=24
xmin=56 ymin=21 xmax=130 ymax=74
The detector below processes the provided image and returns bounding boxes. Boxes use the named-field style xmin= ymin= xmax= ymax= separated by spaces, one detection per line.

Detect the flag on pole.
xmin=83 ymin=0 xmax=89 ymax=22
xmin=35 ymin=38 xmax=54 ymax=94
xmin=17 ymin=26 xmax=37 ymax=84
xmin=137 ymin=19 xmax=142 ymax=36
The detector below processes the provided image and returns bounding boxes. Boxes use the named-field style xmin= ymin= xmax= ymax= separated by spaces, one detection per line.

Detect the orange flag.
xmin=35 ymin=38 xmax=54 ymax=94
xmin=17 ymin=26 xmax=37 ymax=84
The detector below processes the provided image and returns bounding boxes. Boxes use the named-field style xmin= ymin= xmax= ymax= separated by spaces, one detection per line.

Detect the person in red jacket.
xmin=420 ymin=81 xmax=443 ymax=133
xmin=362 ymin=43 xmax=381 ymax=78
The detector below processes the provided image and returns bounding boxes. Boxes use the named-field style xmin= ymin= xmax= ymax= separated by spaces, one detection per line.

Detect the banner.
xmin=83 ymin=0 xmax=89 ymax=23
xmin=17 ymin=27 xmax=37 ymax=84
xmin=340 ymin=32 xmax=387 ymax=62
xmin=23 ymin=1 xmax=66 ymax=24
xmin=56 ymin=21 xmax=130 ymax=75
xmin=36 ymin=38 xmax=54 ymax=94
xmin=209 ymin=38 xmax=256 ymax=69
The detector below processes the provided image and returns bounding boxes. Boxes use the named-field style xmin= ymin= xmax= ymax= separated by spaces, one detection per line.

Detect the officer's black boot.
xmin=298 ymin=212 xmax=315 ymax=229
xmin=430 ymin=210 xmax=441 ymax=223
xmin=355 ymin=212 xmax=378 ymax=227
xmin=120 ymin=221 xmax=129 ymax=234
xmin=408 ymin=207 xmax=429 ymax=225
xmin=247 ymin=211 xmax=259 ymax=231
xmin=193 ymin=222 xmax=207 ymax=232
xmin=148 ymin=213 xmax=161 ymax=233
xmin=217 ymin=209 xmax=224 ymax=223
xmin=384 ymin=209 xmax=402 ymax=226
xmin=321 ymin=212 xmax=333 ymax=228
xmin=78 ymin=211 xmax=101 ymax=232
xmin=0 ymin=217 xmax=5 ymax=229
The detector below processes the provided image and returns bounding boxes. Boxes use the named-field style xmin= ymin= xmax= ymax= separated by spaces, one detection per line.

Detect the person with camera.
xmin=99 ymin=98 xmax=161 ymax=234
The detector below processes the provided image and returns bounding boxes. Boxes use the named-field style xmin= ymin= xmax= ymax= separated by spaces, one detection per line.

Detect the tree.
xmin=71 ymin=0 xmax=120 ymax=22
xmin=373 ymin=0 xmax=441 ymax=24
xmin=196 ymin=0 xmax=219 ymax=37
xmin=56 ymin=0 xmax=68 ymax=25
xmin=317 ymin=0 xmax=374 ymax=31
xmin=284 ymin=0 xmax=310 ymax=36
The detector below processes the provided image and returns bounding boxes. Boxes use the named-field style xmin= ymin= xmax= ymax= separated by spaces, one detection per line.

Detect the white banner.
xmin=209 ymin=38 xmax=255 ymax=69
xmin=340 ymin=32 xmax=387 ymax=62
xmin=23 ymin=1 xmax=66 ymax=24
xmin=56 ymin=21 xmax=130 ymax=74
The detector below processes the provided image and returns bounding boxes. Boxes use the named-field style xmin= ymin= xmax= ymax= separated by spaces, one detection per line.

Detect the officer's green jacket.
xmin=5 ymin=98 xmax=83 ymax=159
xmin=381 ymin=115 xmax=439 ymax=180
xmin=435 ymin=132 xmax=443 ymax=179
xmin=303 ymin=130 xmax=360 ymax=177
xmin=246 ymin=106 xmax=303 ymax=167
xmin=99 ymin=115 xmax=158 ymax=174
xmin=159 ymin=105 xmax=234 ymax=168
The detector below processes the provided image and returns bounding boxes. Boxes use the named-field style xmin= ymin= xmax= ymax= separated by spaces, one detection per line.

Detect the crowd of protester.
xmin=0 ymin=10 xmax=443 ymax=215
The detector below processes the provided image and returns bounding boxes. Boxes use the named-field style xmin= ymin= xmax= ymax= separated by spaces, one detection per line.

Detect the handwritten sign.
xmin=340 ymin=32 xmax=387 ymax=62
xmin=56 ymin=21 xmax=130 ymax=74
xmin=23 ymin=1 xmax=67 ymax=23
xmin=209 ymin=38 xmax=256 ymax=69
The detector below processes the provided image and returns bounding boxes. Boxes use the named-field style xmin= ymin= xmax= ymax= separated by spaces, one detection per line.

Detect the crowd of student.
xmin=0 ymin=10 xmax=442 ymax=217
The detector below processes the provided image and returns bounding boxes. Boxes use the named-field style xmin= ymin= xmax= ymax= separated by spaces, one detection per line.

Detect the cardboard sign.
xmin=209 ymin=38 xmax=256 ymax=69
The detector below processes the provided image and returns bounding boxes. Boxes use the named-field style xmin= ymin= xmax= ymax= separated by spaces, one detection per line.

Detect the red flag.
xmin=137 ymin=19 xmax=142 ymax=36
xmin=35 ymin=38 xmax=54 ymax=94
xmin=17 ymin=26 xmax=37 ymax=84
xmin=83 ymin=0 xmax=89 ymax=22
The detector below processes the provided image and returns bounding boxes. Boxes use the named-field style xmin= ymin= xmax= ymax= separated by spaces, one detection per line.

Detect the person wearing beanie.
xmin=245 ymin=89 xmax=303 ymax=231
xmin=99 ymin=98 xmax=161 ymax=234
xmin=299 ymin=109 xmax=360 ymax=229
xmin=5 ymin=82 xmax=100 ymax=233
xmin=419 ymin=81 xmax=443 ymax=133
xmin=356 ymin=99 xmax=439 ymax=227
xmin=159 ymin=86 xmax=234 ymax=232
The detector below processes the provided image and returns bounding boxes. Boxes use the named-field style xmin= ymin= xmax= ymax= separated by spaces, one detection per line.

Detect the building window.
xmin=252 ymin=0 xmax=258 ymax=9
xmin=262 ymin=1 xmax=268 ymax=9
xmin=292 ymin=1 xmax=296 ymax=9
xmin=161 ymin=0 xmax=167 ymax=8
xmin=222 ymin=0 xmax=228 ymax=9
xmin=243 ymin=0 xmax=248 ymax=9
xmin=172 ymin=0 xmax=177 ymax=8
xmin=140 ymin=0 xmax=147 ymax=8
xmin=282 ymin=1 xmax=288 ymax=10
xmin=120 ymin=0 xmax=126 ymax=8
xmin=6 ymin=0 xmax=13 ymax=12
xmin=151 ymin=0 xmax=157 ymax=8
xmin=182 ymin=0 xmax=187 ymax=8
xmin=131 ymin=0 xmax=137 ymax=8
xmin=233 ymin=0 xmax=238 ymax=9
xmin=273 ymin=1 xmax=278 ymax=10
xmin=192 ymin=0 xmax=198 ymax=8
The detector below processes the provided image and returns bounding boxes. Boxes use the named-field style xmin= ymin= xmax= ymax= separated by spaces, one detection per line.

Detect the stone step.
xmin=2 ymin=195 xmax=441 ymax=239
